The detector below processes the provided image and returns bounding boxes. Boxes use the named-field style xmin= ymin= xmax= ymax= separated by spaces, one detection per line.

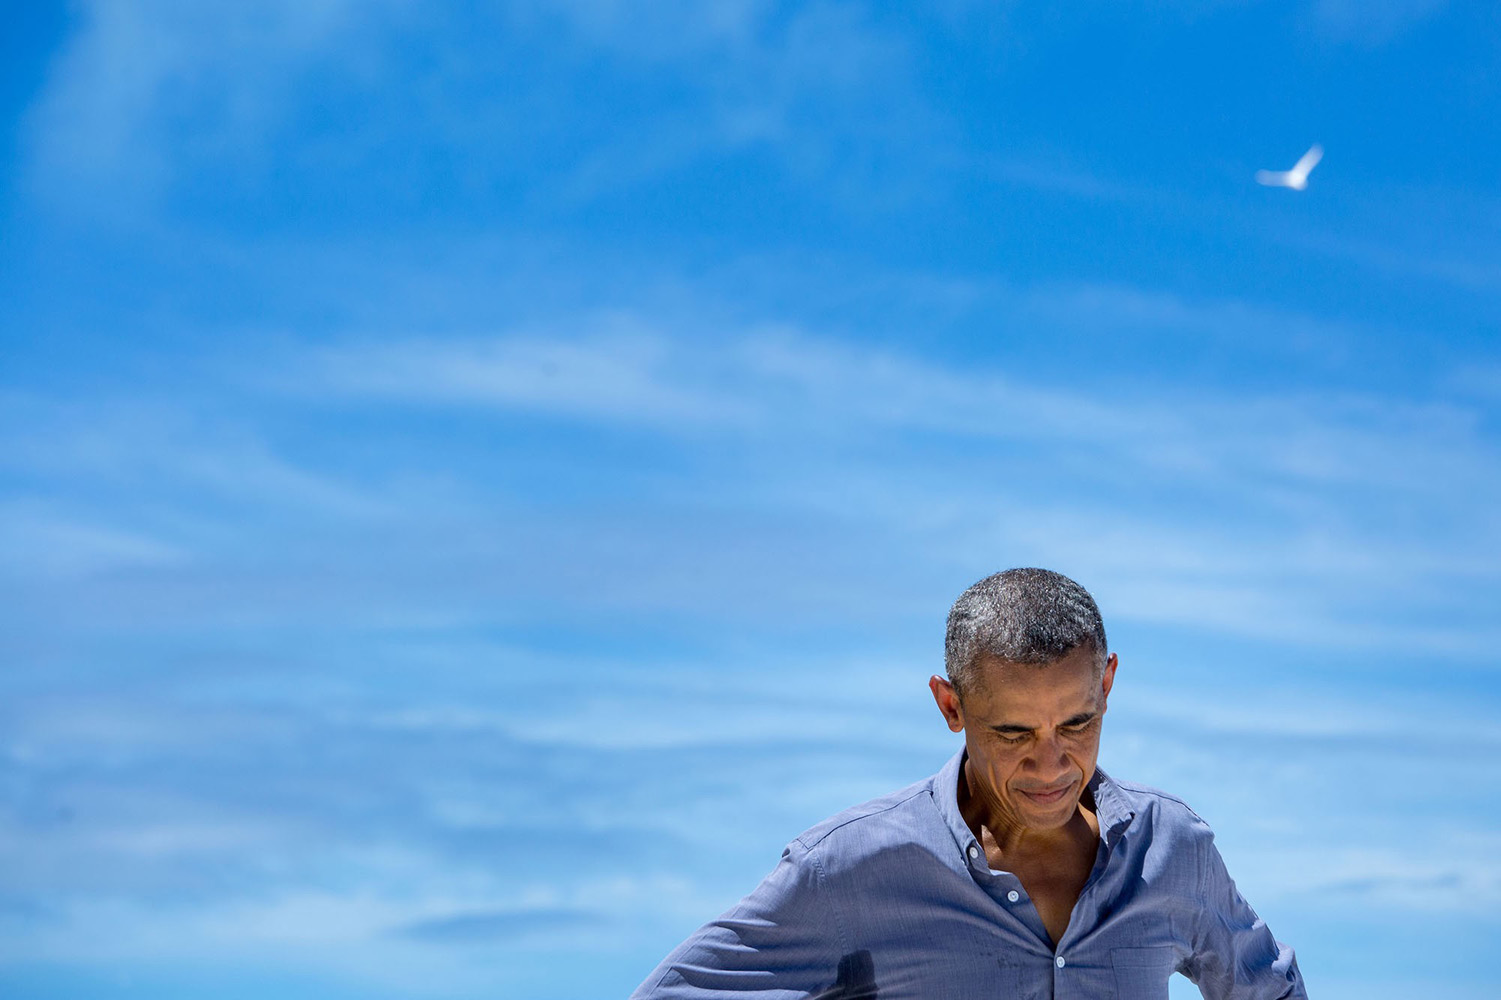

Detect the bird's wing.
xmin=1290 ymin=144 xmax=1323 ymax=179
xmin=1255 ymin=169 xmax=1290 ymax=187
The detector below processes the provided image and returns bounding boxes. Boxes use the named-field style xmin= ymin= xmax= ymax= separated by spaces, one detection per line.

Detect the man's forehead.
xmin=967 ymin=652 xmax=1101 ymax=706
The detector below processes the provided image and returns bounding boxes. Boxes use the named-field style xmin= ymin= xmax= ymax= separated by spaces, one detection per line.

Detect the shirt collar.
xmin=1086 ymin=764 xmax=1136 ymax=847
xmin=932 ymin=747 xmax=1137 ymax=860
xmin=933 ymin=747 xmax=978 ymax=858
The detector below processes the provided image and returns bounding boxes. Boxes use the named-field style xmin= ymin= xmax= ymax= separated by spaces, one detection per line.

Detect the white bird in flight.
xmin=1255 ymin=144 xmax=1323 ymax=190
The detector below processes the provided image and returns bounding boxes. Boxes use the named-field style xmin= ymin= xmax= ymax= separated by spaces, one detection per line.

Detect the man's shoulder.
xmin=789 ymin=771 xmax=944 ymax=855
xmin=1103 ymin=771 xmax=1215 ymax=838
xmin=1109 ymin=774 xmax=1200 ymax=812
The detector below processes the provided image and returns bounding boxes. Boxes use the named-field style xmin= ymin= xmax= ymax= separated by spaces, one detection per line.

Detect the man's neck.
xmin=958 ymin=758 xmax=1100 ymax=862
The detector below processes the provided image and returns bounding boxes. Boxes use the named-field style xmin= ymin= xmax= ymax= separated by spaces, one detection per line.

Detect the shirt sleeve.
xmin=629 ymin=838 xmax=849 ymax=1000
xmin=1184 ymin=821 xmax=1308 ymax=1000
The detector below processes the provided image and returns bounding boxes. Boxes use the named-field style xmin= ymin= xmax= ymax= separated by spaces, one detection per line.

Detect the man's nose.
xmin=1027 ymin=732 xmax=1071 ymax=774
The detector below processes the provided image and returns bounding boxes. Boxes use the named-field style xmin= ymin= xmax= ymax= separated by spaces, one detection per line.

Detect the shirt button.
xmin=1007 ymin=890 xmax=1020 ymax=902
xmin=1056 ymin=956 xmax=1066 ymax=969
xmin=968 ymin=845 xmax=979 ymax=860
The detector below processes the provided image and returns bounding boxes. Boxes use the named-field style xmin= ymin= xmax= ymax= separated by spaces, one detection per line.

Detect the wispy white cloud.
xmin=7 ymin=297 xmax=1495 ymax=650
xmin=23 ymin=0 xmax=388 ymax=213
xmin=282 ymin=312 xmax=1501 ymax=651
xmin=1286 ymin=221 xmax=1501 ymax=296
xmin=982 ymin=154 xmax=1145 ymax=203
xmin=0 ymin=502 xmax=187 ymax=581
xmin=23 ymin=0 xmax=924 ymax=220
xmin=314 ymin=320 xmax=757 ymax=427
xmin=1447 ymin=363 xmax=1501 ymax=402
xmin=1228 ymin=831 xmax=1501 ymax=912
xmin=1114 ymin=681 xmax=1501 ymax=746
xmin=0 ymin=681 xmax=814 ymax=989
xmin=1309 ymin=0 xmax=1448 ymax=46
xmin=396 ymin=906 xmax=602 ymax=944
xmin=303 ymin=307 xmax=1497 ymax=495
xmin=528 ymin=0 xmax=923 ymax=204
xmin=0 ymin=394 xmax=389 ymax=521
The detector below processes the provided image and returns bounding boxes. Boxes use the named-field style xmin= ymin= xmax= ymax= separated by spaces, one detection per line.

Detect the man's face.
xmin=930 ymin=644 xmax=1117 ymax=835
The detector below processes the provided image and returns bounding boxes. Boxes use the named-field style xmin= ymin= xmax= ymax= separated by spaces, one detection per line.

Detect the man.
xmin=631 ymin=568 xmax=1307 ymax=999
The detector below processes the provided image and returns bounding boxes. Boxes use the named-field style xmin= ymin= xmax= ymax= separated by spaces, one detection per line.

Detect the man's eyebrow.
xmin=988 ymin=711 xmax=1097 ymax=735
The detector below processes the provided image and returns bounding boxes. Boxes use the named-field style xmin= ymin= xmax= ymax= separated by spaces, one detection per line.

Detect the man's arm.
xmin=1183 ymin=822 xmax=1308 ymax=1000
xmin=630 ymin=838 xmax=847 ymax=999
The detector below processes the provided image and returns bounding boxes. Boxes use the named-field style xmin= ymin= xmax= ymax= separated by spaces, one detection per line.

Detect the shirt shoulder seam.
xmin=802 ymin=840 xmax=851 ymax=960
xmin=1107 ymin=777 xmax=1208 ymax=821
xmin=792 ymin=783 xmax=934 ymax=850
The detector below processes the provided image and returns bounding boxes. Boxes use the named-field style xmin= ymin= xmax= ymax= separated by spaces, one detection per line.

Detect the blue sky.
xmin=3 ymin=2 xmax=1500 ymax=998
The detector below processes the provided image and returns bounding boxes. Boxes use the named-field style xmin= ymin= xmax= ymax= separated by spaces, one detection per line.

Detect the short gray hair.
xmin=944 ymin=568 xmax=1107 ymax=698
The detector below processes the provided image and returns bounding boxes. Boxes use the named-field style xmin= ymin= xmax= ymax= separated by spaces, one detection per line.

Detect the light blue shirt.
xmin=631 ymin=749 xmax=1306 ymax=999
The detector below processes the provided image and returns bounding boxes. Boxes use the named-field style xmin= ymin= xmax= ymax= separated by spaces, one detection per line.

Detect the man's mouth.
xmin=1018 ymin=782 xmax=1073 ymax=804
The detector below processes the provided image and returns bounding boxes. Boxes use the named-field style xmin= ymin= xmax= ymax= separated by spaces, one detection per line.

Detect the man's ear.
xmin=1100 ymin=652 xmax=1118 ymax=710
xmin=929 ymin=674 xmax=965 ymax=734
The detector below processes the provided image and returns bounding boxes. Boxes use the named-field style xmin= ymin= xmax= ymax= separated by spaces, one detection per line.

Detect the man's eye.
xmin=998 ymin=733 xmax=1030 ymax=745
